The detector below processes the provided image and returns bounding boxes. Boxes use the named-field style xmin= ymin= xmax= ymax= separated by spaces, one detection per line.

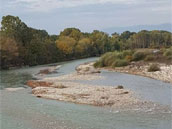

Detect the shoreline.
xmin=26 ymin=62 xmax=172 ymax=112
xmin=99 ymin=62 xmax=172 ymax=84
xmin=0 ymin=57 xmax=99 ymax=71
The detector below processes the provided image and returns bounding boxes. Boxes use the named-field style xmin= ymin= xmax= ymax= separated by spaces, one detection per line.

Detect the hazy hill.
xmin=103 ymin=23 xmax=172 ymax=34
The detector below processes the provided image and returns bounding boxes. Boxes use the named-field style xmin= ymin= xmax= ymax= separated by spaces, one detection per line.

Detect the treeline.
xmin=0 ymin=15 xmax=172 ymax=69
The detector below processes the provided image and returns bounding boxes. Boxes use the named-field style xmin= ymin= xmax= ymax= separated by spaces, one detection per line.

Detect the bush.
xmin=94 ymin=60 xmax=104 ymax=68
xmin=101 ymin=52 xmax=115 ymax=66
xmin=132 ymin=51 xmax=146 ymax=61
xmin=164 ymin=50 xmax=172 ymax=57
xmin=144 ymin=55 xmax=155 ymax=61
xmin=112 ymin=59 xmax=129 ymax=67
xmin=104 ymin=52 xmax=118 ymax=66
xmin=125 ymin=55 xmax=133 ymax=62
xmin=167 ymin=56 xmax=172 ymax=60
xmin=116 ymin=85 xmax=124 ymax=89
xmin=164 ymin=47 xmax=172 ymax=57
xmin=122 ymin=50 xmax=134 ymax=57
xmin=117 ymin=52 xmax=124 ymax=59
xmin=148 ymin=64 xmax=160 ymax=72
xmin=163 ymin=47 xmax=172 ymax=61
xmin=95 ymin=50 xmax=135 ymax=68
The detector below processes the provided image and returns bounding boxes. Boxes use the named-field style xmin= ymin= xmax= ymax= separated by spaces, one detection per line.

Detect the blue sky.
xmin=0 ymin=0 xmax=171 ymax=34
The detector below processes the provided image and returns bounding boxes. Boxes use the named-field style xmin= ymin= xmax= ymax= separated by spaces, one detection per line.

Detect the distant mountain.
xmin=103 ymin=23 xmax=172 ymax=34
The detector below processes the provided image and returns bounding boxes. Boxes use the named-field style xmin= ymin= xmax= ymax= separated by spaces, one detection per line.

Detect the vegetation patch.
xmin=132 ymin=51 xmax=147 ymax=61
xmin=144 ymin=55 xmax=155 ymax=61
xmin=115 ymin=85 xmax=124 ymax=89
xmin=163 ymin=47 xmax=172 ymax=60
xmin=1 ymin=15 xmax=171 ymax=69
xmin=112 ymin=59 xmax=129 ymax=67
xmin=148 ymin=64 xmax=161 ymax=72
xmin=94 ymin=47 xmax=172 ymax=69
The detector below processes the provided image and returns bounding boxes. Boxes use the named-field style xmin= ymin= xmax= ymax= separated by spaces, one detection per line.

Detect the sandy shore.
xmin=27 ymin=62 xmax=171 ymax=112
xmin=101 ymin=61 xmax=172 ymax=84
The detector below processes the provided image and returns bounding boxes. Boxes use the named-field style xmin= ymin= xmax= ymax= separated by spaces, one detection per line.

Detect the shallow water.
xmin=76 ymin=70 xmax=172 ymax=106
xmin=0 ymin=58 xmax=172 ymax=129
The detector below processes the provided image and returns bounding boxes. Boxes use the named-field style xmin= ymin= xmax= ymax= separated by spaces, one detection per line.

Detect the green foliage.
xmin=164 ymin=47 xmax=172 ymax=57
xmin=60 ymin=28 xmax=82 ymax=41
xmin=128 ymin=30 xmax=172 ymax=49
xmin=0 ymin=15 xmax=60 ymax=68
xmin=0 ymin=15 xmax=172 ymax=69
xmin=56 ymin=36 xmax=76 ymax=55
xmin=132 ymin=51 xmax=147 ymax=61
xmin=75 ymin=38 xmax=92 ymax=57
xmin=163 ymin=47 xmax=172 ymax=61
xmin=120 ymin=31 xmax=135 ymax=40
xmin=94 ymin=60 xmax=104 ymax=68
xmin=167 ymin=56 xmax=172 ymax=60
xmin=148 ymin=64 xmax=160 ymax=72
xmin=94 ymin=50 xmax=130 ymax=68
xmin=112 ymin=59 xmax=129 ymax=67
xmin=125 ymin=55 xmax=133 ymax=62
xmin=0 ymin=36 xmax=19 ymax=69
xmin=144 ymin=55 xmax=155 ymax=61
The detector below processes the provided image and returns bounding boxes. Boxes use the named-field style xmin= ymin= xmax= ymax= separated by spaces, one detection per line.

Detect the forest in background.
xmin=0 ymin=15 xmax=172 ymax=69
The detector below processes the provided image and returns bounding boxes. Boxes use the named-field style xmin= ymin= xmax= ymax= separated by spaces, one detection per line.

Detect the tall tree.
xmin=0 ymin=36 xmax=19 ymax=69
xmin=56 ymin=36 xmax=77 ymax=57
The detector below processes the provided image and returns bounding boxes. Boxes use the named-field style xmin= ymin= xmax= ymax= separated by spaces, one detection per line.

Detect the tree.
xmin=60 ymin=28 xmax=82 ymax=41
xmin=56 ymin=36 xmax=77 ymax=56
xmin=75 ymin=38 xmax=92 ymax=57
xmin=1 ymin=15 xmax=30 ymax=46
xmin=0 ymin=15 xmax=172 ymax=69
xmin=0 ymin=36 xmax=19 ymax=69
xmin=120 ymin=31 xmax=135 ymax=40
xmin=90 ymin=30 xmax=110 ymax=55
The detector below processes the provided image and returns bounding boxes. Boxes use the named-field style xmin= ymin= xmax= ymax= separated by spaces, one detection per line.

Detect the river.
xmin=0 ymin=58 xmax=172 ymax=129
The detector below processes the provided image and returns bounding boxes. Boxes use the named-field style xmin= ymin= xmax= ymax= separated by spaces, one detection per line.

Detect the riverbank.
xmin=100 ymin=61 xmax=172 ymax=84
xmin=27 ymin=62 xmax=171 ymax=112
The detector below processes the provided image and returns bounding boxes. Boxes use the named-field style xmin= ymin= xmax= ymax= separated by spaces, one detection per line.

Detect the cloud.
xmin=1 ymin=0 xmax=171 ymax=34
xmin=4 ymin=0 xmax=171 ymax=13
xmin=7 ymin=0 xmax=140 ymax=12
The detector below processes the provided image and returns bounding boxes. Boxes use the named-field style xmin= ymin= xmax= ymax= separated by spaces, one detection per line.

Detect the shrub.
xmin=148 ymin=64 xmax=160 ymax=72
xmin=132 ymin=51 xmax=146 ymax=61
xmin=112 ymin=59 xmax=129 ymax=67
xmin=116 ymin=50 xmax=134 ymax=60
xmin=164 ymin=47 xmax=172 ymax=57
xmin=163 ymin=47 xmax=172 ymax=61
xmin=144 ymin=55 xmax=155 ymax=61
xmin=94 ymin=60 xmax=104 ymax=68
xmin=117 ymin=52 xmax=124 ymax=59
xmin=125 ymin=55 xmax=133 ymax=62
xmin=104 ymin=52 xmax=118 ymax=66
xmin=94 ymin=52 xmax=117 ymax=68
xmin=95 ymin=50 xmax=134 ymax=68
xmin=116 ymin=85 xmax=124 ymax=89
xmin=167 ymin=56 xmax=172 ymax=60
xmin=101 ymin=52 xmax=115 ymax=66
xmin=122 ymin=50 xmax=134 ymax=57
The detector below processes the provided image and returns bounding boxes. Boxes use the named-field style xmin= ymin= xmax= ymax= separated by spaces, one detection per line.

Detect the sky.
xmin=0 ymin=0 xmax=172 ymax=34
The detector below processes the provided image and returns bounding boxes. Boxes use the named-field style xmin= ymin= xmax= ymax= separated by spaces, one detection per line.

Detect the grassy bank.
xmin=94 ymin=47 xmax=172 ymax=69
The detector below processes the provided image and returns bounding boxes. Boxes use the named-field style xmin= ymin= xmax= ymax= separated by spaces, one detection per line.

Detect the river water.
xmin=0 ymin=58 xmax=172 ymax=129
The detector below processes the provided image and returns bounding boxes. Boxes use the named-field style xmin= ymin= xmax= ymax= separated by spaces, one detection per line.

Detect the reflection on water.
xmin=0 ymin=58 xmax=172 ymax=129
